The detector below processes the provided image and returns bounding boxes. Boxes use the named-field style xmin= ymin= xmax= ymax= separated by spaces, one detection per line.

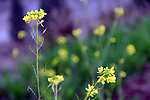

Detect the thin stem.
xmin=36 ymin=20 xmax=40 ymax=100
xmin=55 ymin=85 xmax=58 ymax=100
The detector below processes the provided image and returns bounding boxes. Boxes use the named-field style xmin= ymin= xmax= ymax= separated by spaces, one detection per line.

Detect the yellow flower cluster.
xmin=126 ymin=44 xmax=136 ymax=56
xmin=51 ymin=57 xmax=59 ymax=67
xmin=82 ymin=45 xmax=88 ymax=52
xmin=39 ymin=69 xmax=56 ymax=77
xmin=114 ymin=8 xmax=124 ymax=16
xmin=23 ymin=9 xmax=47 ymax=23
xmin=119 ymin=70 xmax=127 ymax=78
xmin=85 ymin=84 xmax=98 ymax=97
xmin=12 ymin=48 xmax=19 ymax=58
xmin=58 ymin=48 xmax=68 ymax=60
xmin=72 ymin=28 xmax=82 ymax=37
xmin=119 ymin=58 xmax=125 ymax=64
xmin=94 ymin=51 xmax=100 ymax=57
xmin=93 ymin=25 xmax=106 ymax=36
xmin=17 ymin=31 xmax=26 ymax=39
xmin=97 ymin=66 xmax=116 ymax=84
xmin=56 ymin=36 xmax=67 ymax=45
xmin=48 ymin=75 xmax=64 ymax=85
xmin=71 ymin=54 xmax=80 ymax=63
xmin=109 ymin=37 xmax=116 ymax=43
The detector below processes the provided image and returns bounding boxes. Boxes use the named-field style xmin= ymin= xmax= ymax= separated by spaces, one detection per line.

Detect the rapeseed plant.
xmin=93 ymin=25 xmax=106 ymax=36
xmin=56 ymin=36 xmax=67 ymax=45
xmin=72 ymin=28 xmax=82 ymax=37
xmin=126 ymin=44 xmax=136 ymax=56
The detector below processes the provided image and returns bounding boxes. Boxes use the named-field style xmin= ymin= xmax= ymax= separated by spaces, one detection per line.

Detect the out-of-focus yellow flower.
xmin=48 ymin=75 xmax=64 ymax=85
xmin=51 ymin=57 xmax=59 ymax=67
xmin=71 ymin=55 xmax=80 ymax=63
xmin=111 ymin=63 xmax=116 ymax=67
xmin=23 ymin=9 xmax=47 ymax=23
xmin=93 ymin=25 xmax=106 ymax=36
xmin=119 ymin=71 xmax=127 ymax=78
xmin=65 ymin=69 xmax=72 ymax=75
xmin=86 ymin=84 xmax=98 ymax=97
xmin=12 ymin=48 xmax=19 ymax=58
xmin=58 ymin=48 xmax=68 ymax=60
xmin=94 ymin=51 xmax=100 ymax=57
xmin=72 ymin=28 xmax=82 ymax=37
xmin=109 ymin=37 xmax=116 ymax=43
xmin=114 ymin=8 xmax=124 ymax=16
xmin=56 ymin=36 xmax=67 ymax=45
xmin=17 ymin=31 xmax=27 ymax=39
xmin=82 ymin=45 xmax=88 ymax=52
xmin=126 ymin=44 xmax=136 ymax=56
xmin=39 ymin=36 xmax=44 ymax=43
xmin=106 ymin=76 xmax=116 ymax=83
xmin=39 ymin=69 xmax=56 ymax=77
xmin=119 ymin=58 xmax=125 ymax=64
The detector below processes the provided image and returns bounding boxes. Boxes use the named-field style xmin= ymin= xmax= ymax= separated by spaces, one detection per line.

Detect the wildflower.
xmin=71 ymin=54 xmax=80 ymax=63
xmin=97 ymin=76 xmax=106 ymax=84
xmin=114 ymin=7 xmax=124 ymax=16
xmin=106 ymin=76 xmax=116 ymax=83
xmin=126 ymin=44 xmax=136 ymax=56
xmin=58 ymin=48 xmax=68 ymax=60
xmin=39 ymin=69 xmax=56 ymax=76
xmin=119 ymin=58 xmax=124 ymax=64
xmin=12 ymin=48 xmax=19 ymax=58
xmin=94 ymin=51 xmax=100 ymax=57
xmin=93 ymin=25 xmax=106 ymax=36
xmin=97 ymin=66 xmax=103 ymax=74
xmin=109 ymin=37 xmax=116 ymax=43
xmin=56 ymin=36 xmax=67 ymax=45
xmin=86 ymin=84 xmax=98 ymax=97
xmin=51 ymin=57 xmax=59 ymax=67
xmin=48 ymin=75 xmax=64 ymax=85
xmin=119 ymin=71 xmax=127 ymax=78
xmin=103 ymin=67 xmax=115 ymax=77
xmin=23 ymin=9 xmax=47 ymax=23
xmin=82 ymin=45 xmax=88 ymax=52
xmin=72 ymin=28 xmax=82 ymax=37
xmin=17 ymin=30 xmax=27 ymax=39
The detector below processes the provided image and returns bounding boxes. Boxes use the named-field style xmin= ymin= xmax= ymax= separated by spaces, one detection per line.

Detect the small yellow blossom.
xmin=82 ymin=45 xmax=88 ymax=52
xmin=51 ymin=57 xmax=59 ymax=67
xmin=17 ymin=31 xmax=27 ymax=39
xmin=71 ymin=55 xmax=80 ymax=63
xmin=114 ymin=7 xmax=124 ymax=16
xmin=97 ymin=66 xmax=103 ymax=74
xmin=126 ymin=44 xmax=136 ymax=56
xmin=119 ymin=71 xmax=127 ymax=78
xmin=109 ymin=37 xmax=116 ymax=43
xmin=106 ymin=76 xmax=116 ymax=83
xmin=58 ymin=48 xmax=68 ymax=60
xmin=72 ymin=28 xmax=82 ymax=37
xmin=56 ymin=36 xmax=67 ymax=45
xmin=39 ymin=69 xmax=56 ymax=76
xmin=12 ymin=48 xmax=19 ymax=58
xmin=93 ymin=25 xmax=106 ymax=36
xmin=97 ymin=76 xmax=106 ymax=84
xmin=86 ymin=84 xmax=98 ymax=97
xmin=119 ymin=58 xmax=125 ymax=64
xmin=23 ymin=15 xmax=31 ymax=23
xmin=94 ymin=51 xmax=100 ymax=57
xmin=48 ymin=75 xmax=64 ymax=85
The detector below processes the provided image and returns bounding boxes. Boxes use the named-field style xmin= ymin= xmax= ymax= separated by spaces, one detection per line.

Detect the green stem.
xmin=55 ymin=85 xmax=58 ymax=100
xmin=36 ymin=20 xmax=40 ymax=100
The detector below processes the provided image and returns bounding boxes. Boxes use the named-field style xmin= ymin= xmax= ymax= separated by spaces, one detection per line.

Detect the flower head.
xmin=126 ymin=44 xmax=136 ymax=56
xmin=119 ymin=58 xmax=125 ymax=64
xmin=93 ymin=25 xmax=106 ymax=36
xmin=71 ymin=54 xmax=80 ymax=63
xmin=51 ymin=57 xmax=59 ymax=67
xmin=86 ymin=84 xmax=98 ymax=97
xmin=17 ymin=31 xmax=27 ymax=39
xmin=72 ymin=28 xmax=82 ymax=37
xmin=94 ymin=51 xmax=100 ymax=57
xmin=56 ymin=36 xmax=67 ymax=45
xmin=119 ymin=71 xmax=127 ymax=78
xmin=109 ymin=37 xmax=116 ymax=43
xmin=58 ymin=48 xmax=68 ymax=60
xmin=48 ymin=75 xmax=64 ymax=85
xmin=114 ymin=7 xmax=124 ymax=16
xmin=82 ymin=45 xmax=88 ymax=52
xmin=12 ymin=48 xmax=19 ymax=58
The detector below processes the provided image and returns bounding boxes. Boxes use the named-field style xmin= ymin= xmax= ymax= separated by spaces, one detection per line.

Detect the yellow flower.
xmin=31 ymin=15 xmax=38 ymax=20
xmin=86 ymin=84 xmax=98 ymax=97
xmin=94 ymin=51 xmax=100 ymax=57
xmin=114 ymin=8 xmax=124 ymax=16
xmin=51 ymin=57 xmax=59 ymax=67
xmin=111 ymin=63 xmax=116 ymax=67
xmin=39 ymin=69 xmax=56 ymax=76
xmin=39 ymin=9 xmax=47 ymax=19
xmin=71 ymin=55 xmax=80 ymax=63
xmin=119 ymin=71 xmax=127 ymax=78
xmin=119 ymin=58 xmax=124 ymax=64
xmin=39 ymin=36 xmax=44 ymax=43
xmin=58 ymin=48 xmax=68 ymax=60
xmin=93 ymin=25 xmax=106 ymax=36
xmin=82 ymin=45 xmax=88 ymax=52
xmin=48 ymin=75 xmax=64 ymax=85
xmin=103 ymin=67 xmax=115 ymax=76
xmin=23 ymin=15 xmax=31 ymax=23
xmin=17 ymin=30 xmax=27 ymax=39
xmin=56 ymin=36 xmax=67 ymax=45
xmin=97 ymin=76 xmax=106 ymax=84
xmin=12 ymin=48 xmax=19 ymax=58
xmin=109 ymin=37 xmax=116 ymax=43
xmin=72 ymin=28 xmax=82 ymax=37
xmin=97 ymin=66 xmax=103 ymax=74
xmin=126 ymin=44 xmax=136 ymax=56
xmin=106 ymin=76 xmax=116 ymax=83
